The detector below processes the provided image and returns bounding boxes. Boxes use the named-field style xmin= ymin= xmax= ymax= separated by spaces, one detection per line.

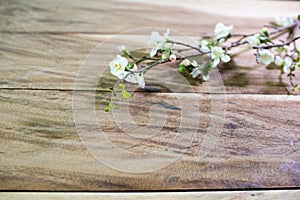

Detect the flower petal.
xmin=283 ymin=65 xmax=289 ymax=73
xmin=221 ymin=54 xmax=231 ymax=63
xmin=212 ymin=58 xmax=220 ymax=67
xmin=191 ymin=68 xmax=201 ymax=78
xmin=125 ymin=72 xmax=137 ymax=83
xmin=284 ymin=56 xmax=293 ymax=67
xmin=137 ymin=74 xmax=145 ymax=88
xmin=118 ymin=56 xmax=128 ymax=67
xmin=247 ymin=35 xmax=260 ymax=47
xmin=150 ymin=49 xmax=157 ymax=57
xmin=202 ymin=74 xmax=210 ymax=81
xmin=164 ymin=29 xmax=170 ymax=38
xmin=274 ymin=56 xmax=283 ymax=66
xmin=258 ymin=49 xmax=274 ymax=65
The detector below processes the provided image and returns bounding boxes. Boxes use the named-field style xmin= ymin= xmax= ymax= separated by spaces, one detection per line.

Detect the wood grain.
xmin=1 ymin=0 xmax=300 ymax=194
xmin=1 ymin=190 xmax=300 ymax=200
xmin=1 ymin=0 xmax=299 ymax=34
xmin=0 ymin=90 xmax=299 ymax=190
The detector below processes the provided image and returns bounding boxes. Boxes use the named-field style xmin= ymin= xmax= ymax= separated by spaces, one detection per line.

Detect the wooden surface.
xmin=1 ymin=190 xmax=300 ymax=200
xmin=0 ymin=0 xmax=300 ymax=196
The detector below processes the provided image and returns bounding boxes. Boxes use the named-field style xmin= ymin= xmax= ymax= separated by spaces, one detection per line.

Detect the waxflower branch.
xmin=106 ymin=15 xmax=300 ymax=111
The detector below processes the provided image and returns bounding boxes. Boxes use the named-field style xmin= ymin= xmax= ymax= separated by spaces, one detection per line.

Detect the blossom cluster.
xmin=107 ymin=15 xmax=300 ymax=105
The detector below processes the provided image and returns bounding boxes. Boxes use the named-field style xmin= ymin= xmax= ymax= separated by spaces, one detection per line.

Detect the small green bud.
xmin=262 ymin=28 xmax=269 ymax=37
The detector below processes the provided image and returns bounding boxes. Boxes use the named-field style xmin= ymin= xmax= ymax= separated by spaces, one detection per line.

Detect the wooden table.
xmin=1 ymin=0 xmax=299 ymax=199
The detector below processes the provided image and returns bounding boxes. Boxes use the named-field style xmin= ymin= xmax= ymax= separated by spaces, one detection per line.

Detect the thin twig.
xmin=252 ymin=36 xmax=300 ymax=49
xmin=167 ymin=40 xmax=204 ymax=53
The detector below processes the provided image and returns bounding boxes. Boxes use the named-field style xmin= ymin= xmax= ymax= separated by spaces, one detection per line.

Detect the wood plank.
xmin=1 ymin=0 xmax=299 ymax=34
xmin=1 ymin=190 xmax=300 ymax=200
xmin=0 ymin=33 xmax=298 ymax=94
xmin=1 ymin=90 xmax=299 ymax=190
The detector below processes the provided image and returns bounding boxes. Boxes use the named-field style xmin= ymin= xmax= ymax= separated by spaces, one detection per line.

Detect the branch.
xmin=167 ymin=40 xmax=204 ymax=53
xmin=252 ymin=36 xmax=300 ymax=49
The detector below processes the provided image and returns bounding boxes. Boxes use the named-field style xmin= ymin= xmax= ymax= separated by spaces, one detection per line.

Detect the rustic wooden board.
xmin=1 ymin=190 xmax=300 ymax=200
xmin=1 ymin=90 xmax=299 ymax=190
xmin=1 ymin=0 xmax=299 ymax=195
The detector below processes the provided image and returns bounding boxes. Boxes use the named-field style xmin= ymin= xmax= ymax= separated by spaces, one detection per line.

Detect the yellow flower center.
xmin=114 ymin=63 xmax=123 ymax=70
xmin=261 ymin=54 xmax=270 ymax=60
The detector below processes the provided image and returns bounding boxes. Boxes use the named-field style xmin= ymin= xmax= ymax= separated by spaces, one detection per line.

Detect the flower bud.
xmin=169 ymin=54 xmax=176 ymax=62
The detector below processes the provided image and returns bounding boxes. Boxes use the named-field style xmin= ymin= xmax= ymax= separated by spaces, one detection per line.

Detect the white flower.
xmin=200 ymin=40 xmax=210 ymax=52
xmin=214 ymin=23 xmax=233 ymax=40
xmin=257 ymin=49 xmax=274 ymax=65
xmin=247 ymin=34 xmax=260 ymax=47
xmin=169 ymin=54 xmax=176 ymax=62
xmin=275 ymin=16 xmax=294 ymax=27
xmin=274 ymin=56 xmax=293 ymax=73
xmin=109 ymin=55 xmax=128 ymax=79
xmin=180 ymin=59 xmax=191 ymax=66
xmin=210 ymin=46 xmax=231 ymax=67
xmin=147 ymin=29 xmax=170 ymax=57
xmin=124 ymin=65 xmax=145 ymax=88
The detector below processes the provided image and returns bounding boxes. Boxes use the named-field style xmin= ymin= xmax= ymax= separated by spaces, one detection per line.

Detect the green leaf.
xmin=298 ymin=14 xmax=300 ymax=21
xmin=258 ymin=35 xmax=267 ymax=42
xmin=105 ymin=102 xmax=112 ymax=112
xmin=291 ymin=66 xmax=296 ymax=72
xmin=105 ymin=106 xmax=111 ymax=112
xmin=161 ymin=53 xmax=168 ymax=60
xmin=119 ymin=83 xmax=125 ymax=89
xmin=124 ymin=49 xmax=131 ymax=57
xmin=295 ymin=57 xmax=300 ymax=63
xmin=122 ymin=89 xmax=132 ymax=99
xmin=126 ymin=63 xmax=135 ymax=70
xmin=279 ymin=47 xmax=286 ymax=52
xmin=179 ymin=65 xmax=187 ymax=72
xmin=264 ymin=38 xmax=273 ymax=43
